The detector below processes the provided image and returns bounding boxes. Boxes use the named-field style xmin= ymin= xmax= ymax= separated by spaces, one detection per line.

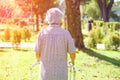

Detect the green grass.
xmin=0 ymin=48 xmax=39 ymax=80
xmin=75 ymin=49 xmax=120 ymax=80
xmin=0 ymin=48 xmax=120 ymax=80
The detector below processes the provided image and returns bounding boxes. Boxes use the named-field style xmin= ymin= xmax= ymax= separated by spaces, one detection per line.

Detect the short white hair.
xmin=45 ymin=8 xmax=63 ymax=24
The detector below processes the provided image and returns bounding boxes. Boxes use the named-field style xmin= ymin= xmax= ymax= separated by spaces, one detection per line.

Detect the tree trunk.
xmin=65 ymin=0 xmax=85 ymax=49
xmin=102 ymin=0 xmax=109 ymax=22
xmin=36 ymin=14 xmax=39 ymax=31
xmin=97 ymin=0 xmax=114 ymax=22
xmin=40 ymin=15 xmax=44 ymax=27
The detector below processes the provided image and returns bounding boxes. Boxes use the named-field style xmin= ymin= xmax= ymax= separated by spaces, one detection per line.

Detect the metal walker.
xmin=30 ymin=62 xmax=76 ymax=80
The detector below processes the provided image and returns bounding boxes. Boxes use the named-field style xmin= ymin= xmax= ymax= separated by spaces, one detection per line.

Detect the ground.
xmin=0 ymin=48 xmax=120 ymax=80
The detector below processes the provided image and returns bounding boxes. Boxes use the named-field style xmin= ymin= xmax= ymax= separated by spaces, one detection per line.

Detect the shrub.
xmin=11 ymin=28 xmax=21 ymax=48
xmin=84 ymin=37 xmax=96 ymax=48
xmin=84 ymin=27 xmax=104 ymax=48
xmin=106 ymin=22 xmax=116 ymax=32
xmin=92 ymin=21 xmax=120 ymax=32
xmin=93 ymin=21 xmax=104 ymax=27
xmin=88 ymin=29 xmax=97 ymax=45
xmin=102 ymin=22 xmax=120 ymax=33
xmin=114 ymin=22 xmax=120 ymax=31
xmin=1 ymin=27 xmax=11 ymax=42
xmin=21 ymin=27 xmax=31 ymax=42
xmin=103 ymin=31 xmax=120 ymax=50
xmin=95 ymin=27 xmax=104 ymax=43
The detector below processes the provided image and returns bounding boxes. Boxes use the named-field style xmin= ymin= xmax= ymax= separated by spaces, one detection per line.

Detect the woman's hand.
xmin=68 ymin=61 xmax=74 ymax=66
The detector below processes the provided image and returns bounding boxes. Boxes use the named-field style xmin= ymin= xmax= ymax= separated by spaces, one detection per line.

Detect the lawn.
xmin=0 ymin=48 xmax=120 ymax=80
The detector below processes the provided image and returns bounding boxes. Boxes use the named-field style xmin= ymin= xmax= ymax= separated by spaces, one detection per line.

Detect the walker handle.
xmin=31 ymin=62 xmax=40 ymax=68
xmin=69 ymin=62 xmax=76 ymax=72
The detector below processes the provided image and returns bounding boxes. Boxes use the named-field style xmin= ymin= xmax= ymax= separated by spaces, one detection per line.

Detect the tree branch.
xmin=107 ymin=0 xmax=114 ymax=13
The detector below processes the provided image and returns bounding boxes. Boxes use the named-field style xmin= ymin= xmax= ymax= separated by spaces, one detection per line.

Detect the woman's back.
xmin=39 ymin=25 xmax=68 ymax=80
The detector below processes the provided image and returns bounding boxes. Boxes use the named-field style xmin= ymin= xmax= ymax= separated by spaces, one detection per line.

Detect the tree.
xmin=0 ymin=0 xmax=14 ymax=23
xmin=16 ymin=0 xmax=57 ymax=31
xmin=96 ymin=0 xmax=114 ymax=22
xmin=65 ymin=0 xmax=85 ymax=49
xmin=81 ymin=0 xmax=101 ymax=20
xmin=32 ymin=0 xmax=58 ymax=31
xmin=110 ymin=1 xmax=120 ymax=21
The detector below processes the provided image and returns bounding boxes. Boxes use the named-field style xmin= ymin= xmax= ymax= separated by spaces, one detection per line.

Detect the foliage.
xmin=93 ymin=21 xmax=104 ymax=27
xmin=105 ymin=22 xmax=120 ymax=32
xmin=11 ymin=28 xmax=21 ymax=48
xmin=103 ymin=31 xmax=120 ymax=50
xmin=82 ymin=0 xmax=101 ymax=20
xmin=84 ymin=37 xmax=95 ymax=48
xmin=84 ymin=27 xmax=104 ymax=48
xmin=95 ymin=27 xmax=104 ymax=43
xmin=1 ymin=27 xmax=11 ymax=42
xmin=0 ymin=1 xmax=13 ymax=19
xmin=15 ymin=0 xmax=58 ymax=31
xmin=84 ymin=20 xmax=120 ymax=50
xmin=15 ymin=0 xmax=58 ymax=19
xmin=110 ymin=1 xmax=120 ymax=21
xmin=21 ymin=27 xmax=31 ymax=42
xmin=83 ymin=20 xmax=120 ymax=33
xmin=110 ymin=10 xmax=120 ymax=21
xmin=81 ymin=0 xmax=117 ymax=21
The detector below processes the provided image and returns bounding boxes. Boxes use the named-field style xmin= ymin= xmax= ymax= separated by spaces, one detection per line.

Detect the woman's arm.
xmin=69 ymin=53 xmax=76 ymax=65
xmin=36 ymin=53 xmax=41 ymax=62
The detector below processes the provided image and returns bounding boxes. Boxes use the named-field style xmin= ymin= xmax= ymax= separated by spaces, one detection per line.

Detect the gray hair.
xmin=45 ymin=8 xmax=63 ymax=24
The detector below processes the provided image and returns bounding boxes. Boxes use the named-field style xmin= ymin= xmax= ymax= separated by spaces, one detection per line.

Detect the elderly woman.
xmin=34 ymin=8 xmax=76 ymax=80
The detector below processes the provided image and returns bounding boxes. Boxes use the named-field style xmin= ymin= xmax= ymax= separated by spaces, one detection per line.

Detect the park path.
xmin=0 ymin=42 xmax=35 ymax=48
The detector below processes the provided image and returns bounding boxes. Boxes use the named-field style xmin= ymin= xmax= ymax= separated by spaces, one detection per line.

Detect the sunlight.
xmin=0 ymin=0 xmax=14 ymax=2
xmin=0 ymin=1 xmax=120 ymax=79
xmin=115 ymin=0 xmax=120 ymax=2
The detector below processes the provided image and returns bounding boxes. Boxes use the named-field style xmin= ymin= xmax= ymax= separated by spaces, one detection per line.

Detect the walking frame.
xmin=30 ymin=62 xmax=76 ymax=80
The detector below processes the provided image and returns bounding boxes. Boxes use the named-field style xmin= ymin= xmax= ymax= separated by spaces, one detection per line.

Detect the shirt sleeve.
xmin=34 ymin=31 xmax=42 ymax=54
xmin=66 ymin=31 xmax=76 ymax=53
